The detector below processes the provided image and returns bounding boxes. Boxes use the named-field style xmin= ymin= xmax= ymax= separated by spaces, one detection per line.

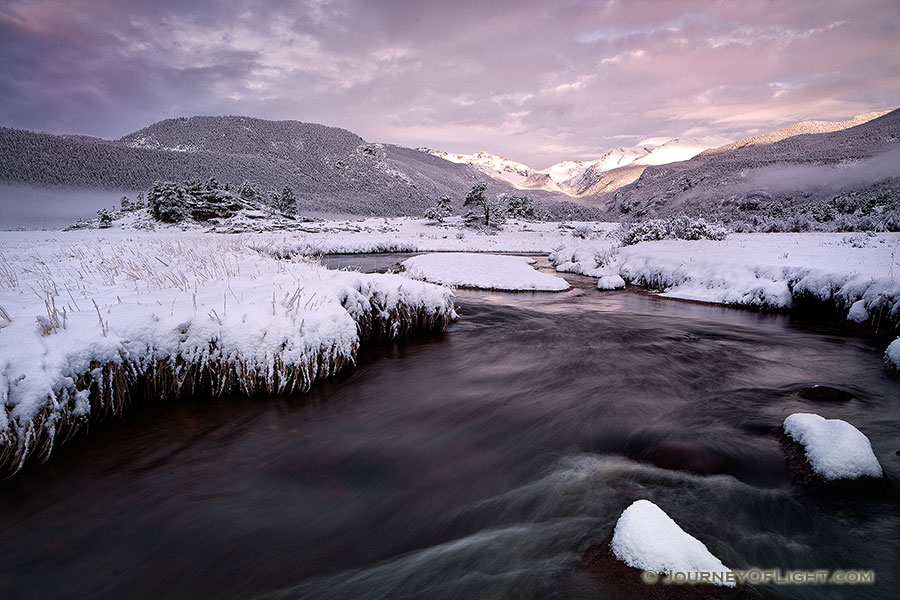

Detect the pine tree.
xmin=279 ymin=184 xmax=297 ymax=215
xmin=424 ymin=194 xmax=453 ymax=223
xmin=463 ymin=182 xmax=503 ymax=226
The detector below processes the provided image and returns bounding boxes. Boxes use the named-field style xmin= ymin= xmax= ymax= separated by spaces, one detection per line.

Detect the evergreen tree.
xmin=505 ymin=194 xmax=536 ymax=219
xmin=96 ymin=208 xmax=113 ymax=228
xmin=279 ymin=184 xmax=297 ymax=215
xmin=424 ymin=194 xmax=453 ymax=223
xmin=238 ymin=180 xmax=263 ymax=205
xmin=463 ymin=182 xmax=504 ymax=226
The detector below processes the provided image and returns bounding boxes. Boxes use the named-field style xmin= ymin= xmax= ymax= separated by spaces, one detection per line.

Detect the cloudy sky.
xmin=1 ymin=0 xmax=898 ymax=167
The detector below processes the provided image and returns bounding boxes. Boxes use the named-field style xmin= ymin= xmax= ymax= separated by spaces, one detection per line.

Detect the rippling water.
xmin=1 ymin=256 xmax=898 ymax=600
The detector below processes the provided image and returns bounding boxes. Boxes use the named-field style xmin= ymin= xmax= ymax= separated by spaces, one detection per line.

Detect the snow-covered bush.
xmin=96 ymin=208 xmax=113 ymax=228
xmin=623 ymin=216 xmax=728 ymax=245
xmin=572 ymin=224 xmax=592 ymax=239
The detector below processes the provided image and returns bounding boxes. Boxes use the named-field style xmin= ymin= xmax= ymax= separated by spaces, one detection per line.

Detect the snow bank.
xmin=401 ymin=253 xmax=569 ymax=291
xmin=553 ymin=233 xmax=900 ymax=320
xmin=610 ymin=499 xmax=734 ymax=587
xmin=0 ymin=230 xmax=456 ymax=471
xmin=783 ymin=413 xmax=883 ymax=480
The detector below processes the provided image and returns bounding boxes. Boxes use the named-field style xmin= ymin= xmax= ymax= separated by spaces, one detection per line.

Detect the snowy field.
xmin=122 ymin=215 xmax=620 ymax=254
xmin=0 ymin=230 xmax=455 ymax=471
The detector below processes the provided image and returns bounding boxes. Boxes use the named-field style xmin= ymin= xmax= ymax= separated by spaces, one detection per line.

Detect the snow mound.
xmin=847 ymin=299 xmax=868 ymax=322
xmin=783 ymin=413 xmax=883 ymax=480
xmin=884 ymin=338 xmax=900 ymax=371
xmin=610 ymin=499 xmax=734 ymax=587
xmin=597 ymin=275 xmax=625 ymax=290
xmin=401 ymin=253 xmax=569 ymax=291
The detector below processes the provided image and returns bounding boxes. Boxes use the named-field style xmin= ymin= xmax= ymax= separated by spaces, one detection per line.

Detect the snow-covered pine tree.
xmin=424 ymin=194 xmax=453 ymax=223
xmin=279 ymin=184 xmax=297 ymax=215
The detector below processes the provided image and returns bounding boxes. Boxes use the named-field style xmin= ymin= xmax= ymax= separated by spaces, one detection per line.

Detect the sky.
xmin=1 ymin=0 xmax=898 ymax=168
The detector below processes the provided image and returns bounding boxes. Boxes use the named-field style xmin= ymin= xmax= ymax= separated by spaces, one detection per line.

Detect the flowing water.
xmin=1 ymin=255 xmax=898 ymax=600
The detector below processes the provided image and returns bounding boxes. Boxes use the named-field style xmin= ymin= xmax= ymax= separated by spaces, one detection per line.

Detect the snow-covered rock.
xmin=401 ymin=253 xmax=569 ymax=291
xmin=783 ymin=413 xmax=883 ymax=481
xmin=884 ymin=338 xmax=900 ymax=372
xmin=847 ymin=299 xmax=869 ymax=322
xmin=610 ymin=499 xmax=734 ymax=587
xmin=597 ymin=275 xmax=626 ymax=290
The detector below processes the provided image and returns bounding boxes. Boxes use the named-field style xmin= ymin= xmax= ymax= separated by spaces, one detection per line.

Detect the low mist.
xmin=746 ymin=146 xmax=900 ymax=193
xmin=0 ymin=186 xmax=131 ymax=230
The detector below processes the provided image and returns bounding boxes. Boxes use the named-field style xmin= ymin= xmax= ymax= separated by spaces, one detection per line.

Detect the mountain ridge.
xmin=0 ymin=116 xmax=600 ymax=219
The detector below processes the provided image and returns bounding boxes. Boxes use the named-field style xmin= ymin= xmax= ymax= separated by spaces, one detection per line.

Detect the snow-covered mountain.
xmin=605 ymin=108 xmax=900 ymax=228
xmin=420 ymin=149 xmax=536 ymax=185
xmin=426 ymin=136 xmax=731 ymax=198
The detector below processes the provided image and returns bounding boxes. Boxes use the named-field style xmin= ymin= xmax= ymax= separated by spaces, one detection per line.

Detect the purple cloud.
xmin=1 ymin=0 xmax=897 ymax=167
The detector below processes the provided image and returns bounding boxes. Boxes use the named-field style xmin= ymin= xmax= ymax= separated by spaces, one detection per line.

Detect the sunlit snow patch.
xmin=401 ymin=253 xmax=569 ymax=291
xmin=610 ymin=499 xmax=735 ymax=587
xmin=783 ymin=413 xmax=883 ymax=480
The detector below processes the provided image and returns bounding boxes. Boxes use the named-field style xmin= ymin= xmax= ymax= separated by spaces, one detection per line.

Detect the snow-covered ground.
xmin=402 ymin=253 xmax=569 ymax=291
xmin=610 ymin=499 xmax=734 ymax=586
xmin=0 ymin=229 xmax=455 ymax=471
xmin=783 ymin=413 xmax=883 ymax=481
xmin=226 ymin=217 xmax=619 ymax=255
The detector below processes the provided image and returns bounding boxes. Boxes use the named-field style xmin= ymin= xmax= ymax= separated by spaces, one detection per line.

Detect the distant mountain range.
xmin=423 ymin=136 xmax=730 ymax=197
xmin=1 ymin=109 xmax=897 ymax=229
xmin=603 ymin=109 xmax=900 ymax=230
xmin=0 ymin=116 xmax=599 ymax=219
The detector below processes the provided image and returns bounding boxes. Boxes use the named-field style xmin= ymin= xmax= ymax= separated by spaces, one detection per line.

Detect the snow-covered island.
xmin=401 ymin=253 xmax=569 ymax=291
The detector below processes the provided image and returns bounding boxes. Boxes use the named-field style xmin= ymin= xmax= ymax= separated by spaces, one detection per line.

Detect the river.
xmin=1 ymin=255 xmax=897 ymax=600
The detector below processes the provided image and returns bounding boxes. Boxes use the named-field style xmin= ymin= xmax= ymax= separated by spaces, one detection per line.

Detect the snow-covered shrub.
xmin=786 ymin=214 xmax=813 ymax=232
xmin=623 ymin=216 xmax=728 ymax=245
xmin=96 ymin=208 xmax=113 ymax=228
xmin=572 ymin=224 xmax=592 ymax=239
